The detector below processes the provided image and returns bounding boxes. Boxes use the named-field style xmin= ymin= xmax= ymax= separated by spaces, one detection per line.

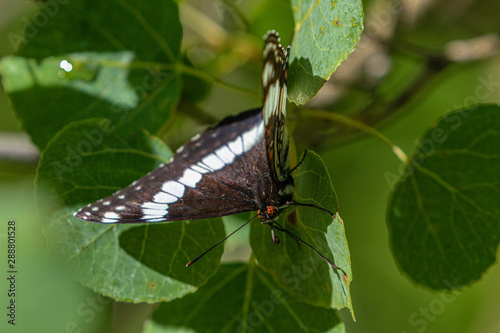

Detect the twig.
xmin=0 ymin=132 xmax=39 ymax=163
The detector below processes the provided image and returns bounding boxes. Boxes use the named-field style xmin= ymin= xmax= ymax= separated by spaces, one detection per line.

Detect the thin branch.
xmin=303 ymin=110 xmax=408 ymax=163
xmin=179 ymin=2 xmax=229 ymax=49
xmin=0 ymin=133 xmax=39 ymax=163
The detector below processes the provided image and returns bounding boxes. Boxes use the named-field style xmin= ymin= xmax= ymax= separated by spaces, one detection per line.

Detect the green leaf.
xmin=36 ymin=119 xmax=224 ymax=302
xmin=180 ymin=55 xmax=212 ymax=104
xmin=143 ymin=263 xmax=345 ymax=333
xmin=288 ymin=0 xmax=364 ymax=105
xmin=250 ymin=151 xmax=353 ymax=314
xmin=0 ymin=0 xmax=182 ymax=149
xmin=36 ymin=118 xmax=170 ymax=208
xmin=387 ymin=104 xmax=500 ymax=290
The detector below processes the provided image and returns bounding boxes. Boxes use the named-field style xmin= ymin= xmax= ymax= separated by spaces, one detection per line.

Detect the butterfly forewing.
xmin=262 ymin=31 xmax=293 ymax=200
xmin=75 ymin=31 xmax=293 ymax=225
xmin=75 ymin=109 xmax=270 ymax=223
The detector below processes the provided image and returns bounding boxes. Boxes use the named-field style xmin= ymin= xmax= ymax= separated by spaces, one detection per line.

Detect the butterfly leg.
xmin=261 ymin=220 xmax=280 ymax=244
xmin=187 ymin=214 xmax=259 ymax=267
xmin=270 ymin=224 xmax=280 ymax=244
xmin=262 ymin=219 xmax=303 ymax=249
xmin=289 ymin=149 xmax=309 ymax=173
xmin=271 ymin=220 xmax=342 ymax=272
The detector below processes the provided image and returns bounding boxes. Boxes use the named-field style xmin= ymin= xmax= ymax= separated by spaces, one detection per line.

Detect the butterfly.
xmin=74 ymin=31 xmax=339 ymax=269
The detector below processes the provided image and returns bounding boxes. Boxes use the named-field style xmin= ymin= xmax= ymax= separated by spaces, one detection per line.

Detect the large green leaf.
xmin=288 ymin=0 xmax=364 ymax=105
xmin=36 ymin=119 xmax=224 ymax=302
xmin=0 ymin=0 xmax=182 ymax=149
xmin=387 ymin=104 xmax=500 ymax=290
xmin=250 ymin=151 xmax=353 ymax=313
xmin=143 ymin=263 xmax=345 ymax=333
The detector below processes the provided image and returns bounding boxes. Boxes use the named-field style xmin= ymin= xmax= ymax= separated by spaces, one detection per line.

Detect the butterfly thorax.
xmin=254 ymin=173 xmax=293 ymax=222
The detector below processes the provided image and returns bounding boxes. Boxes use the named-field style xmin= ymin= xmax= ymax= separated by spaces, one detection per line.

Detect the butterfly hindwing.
xmin=262 ymin=31 xmax=293 ymax=200
xmin=74 ymin=109 xmax=270 ymax=223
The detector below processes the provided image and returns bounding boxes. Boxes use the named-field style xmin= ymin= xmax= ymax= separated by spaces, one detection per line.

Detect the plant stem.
xmin=178 ymin=63 xmax=258 ymax=97
xmin=304 ymin=109 xmax=409 ymax=163
xmin=179 ymin=2 xmax=228 ymax=49
xmin=68 ymin=57 xmax=257 ymax=97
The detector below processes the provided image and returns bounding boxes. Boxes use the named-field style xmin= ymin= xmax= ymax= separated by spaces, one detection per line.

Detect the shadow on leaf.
xmin=288 ymin=57 xmax=325 ymax=105
xmin=119 ymin=219 xmax=225 ymax=286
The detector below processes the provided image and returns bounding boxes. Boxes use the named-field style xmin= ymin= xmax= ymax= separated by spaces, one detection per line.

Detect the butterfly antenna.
xmin=271 ymin=220 xmax=345 ymax=274
xmin=286 ymin=201 xmax=335 ymax=216
xmin=186 ymin=214 xmax=259 ymax=267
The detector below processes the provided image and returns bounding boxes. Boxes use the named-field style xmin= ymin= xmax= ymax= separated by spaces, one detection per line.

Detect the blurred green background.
xmin=1 ymin=0 xmax=499 ymax=332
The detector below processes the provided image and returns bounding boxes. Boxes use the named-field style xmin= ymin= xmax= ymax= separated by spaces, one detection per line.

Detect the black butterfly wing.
xmin=262 ymin=31 xmax=294 ymax=200
xmin=74 ymin=109 xmax=269 ymax=223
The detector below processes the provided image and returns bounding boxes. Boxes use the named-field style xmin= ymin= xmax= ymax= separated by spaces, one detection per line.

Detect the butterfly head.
xmin=257 ymin=204 xmax=283 ymax=223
